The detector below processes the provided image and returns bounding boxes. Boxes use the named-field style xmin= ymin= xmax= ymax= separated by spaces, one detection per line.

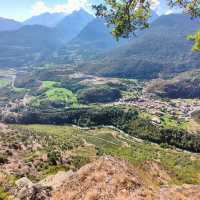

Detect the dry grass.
xmin=90 ymin=172 xmax=106 ymax=183
xmin=186 ymin=119 xmax=200 ymax=134
xmin=84 ymin=190 xmax=98 ymax=200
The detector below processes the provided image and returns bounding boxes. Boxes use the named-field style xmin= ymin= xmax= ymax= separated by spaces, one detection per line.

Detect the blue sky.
xmin=0 ymin=0 xmax=176 ymax=22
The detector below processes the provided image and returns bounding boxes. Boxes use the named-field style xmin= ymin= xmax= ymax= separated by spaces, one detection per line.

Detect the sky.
xmin=0 ymin=0 xmax=177 ymax=22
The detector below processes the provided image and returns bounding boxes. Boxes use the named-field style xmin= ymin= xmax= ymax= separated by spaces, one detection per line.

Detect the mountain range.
xmin=78 ymin=14 xmax=200 ymax=79
xmin=54 ymin=10 xmax=159 ymax=63
xmin=24 ymin=12 xmax=66 ymax=27
xmin=54 ymin=18 xmax=127 ymax=63
xmin=0 ymin=9 xmax=94 ymax=68
xmin=56 ymin=9 xmax=94 ymax=42
xmin=0 ymin=11 xmax=199 ymax=79
xmin=0 ymin=17 xmax=22 ymax=31
xmin=0 ymin=25 xmax=63 ymax=68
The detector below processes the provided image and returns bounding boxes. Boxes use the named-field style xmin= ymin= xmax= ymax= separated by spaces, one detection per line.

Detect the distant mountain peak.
xmin=24 ymin=12 xmax=66 ymax=27
xmin=0 ymin=17 xmax=22 ymax=31
xmin=55 ymin=9 xmax=94 ymax=42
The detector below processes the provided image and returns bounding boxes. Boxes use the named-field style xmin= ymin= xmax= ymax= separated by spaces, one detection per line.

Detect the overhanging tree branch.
xmin=93 ymin=0 xmax=200 ymax=51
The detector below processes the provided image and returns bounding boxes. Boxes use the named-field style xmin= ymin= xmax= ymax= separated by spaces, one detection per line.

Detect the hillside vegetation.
xmin=1 ymin=123 xmax=200 ymax=199
xmin=3 ymin=106 xmax=200 ymax=153
xmin=29 ymin=81 xmax=78 ymax=109
xmin=10 ymin=124 xmax=200 ymax=185
xmin=147 ymin=70 xmax=200 ymax=98
xmin=4 ymin=68 xmax=136 ymax=108
xmin=78 ymin=86 xmax=121 ymax=104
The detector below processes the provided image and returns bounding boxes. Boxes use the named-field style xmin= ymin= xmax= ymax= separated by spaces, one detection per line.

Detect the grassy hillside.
xmin=29 ymin=82 xmax=78 ymax=109
xmin=12 ymin=124 xmax=200 ymax=185
xmin=192 ymin=110 xmax=200 ymax=123
xmin=2 ymin=123 xmax=200 ymax=198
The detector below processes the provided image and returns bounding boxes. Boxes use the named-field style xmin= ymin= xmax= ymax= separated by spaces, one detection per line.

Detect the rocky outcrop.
xmin=12 ymin=171 xmax=73 ymax=200
xmin=52 ymin=156 xmax=156 ymax=200
xmin=13 ymin=177 xmax=52 ymax=200
xmin=39 ymin=171 xmax=73 ymax=191
xmin=10 ymin=156 xmax=200 ymax=200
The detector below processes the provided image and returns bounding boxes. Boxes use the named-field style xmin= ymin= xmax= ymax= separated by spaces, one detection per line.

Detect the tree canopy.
xmin=93 ymin=0 xmax=200 ymax=51
xmin=188 ymin=30 xmax=200 ymax=51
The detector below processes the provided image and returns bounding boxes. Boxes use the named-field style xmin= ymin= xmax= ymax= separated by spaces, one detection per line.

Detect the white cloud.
xmin=31 ymin=0 xmax=92 ymax=16
xmin=150 ymin=0 xmax=160 ymax=11
xmin=31 ymin=1 xmax=50 ymax=16
xmin=165 ymin=9 xmax=174 ymax=15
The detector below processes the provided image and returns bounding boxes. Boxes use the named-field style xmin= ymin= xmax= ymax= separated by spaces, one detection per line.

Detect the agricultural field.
xmin=0 ymin=80 xmax=9 ymax=88
xmin=0 ymin=69 xmax=15 ymax=87
xmin=41 ymin=81 xmax=61 ymax=90
xmin=28 ymin=80 xmax=78 ymax=109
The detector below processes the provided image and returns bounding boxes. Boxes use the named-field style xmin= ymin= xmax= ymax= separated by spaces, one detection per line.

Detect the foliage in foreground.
xmin=93 ymin=0 xmax=200 ymax=51
xmin=188 ymin=30 xmax=200 ymax=52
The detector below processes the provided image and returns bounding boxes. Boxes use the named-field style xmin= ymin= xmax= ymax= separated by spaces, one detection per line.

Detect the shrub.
xmin=71 ymin=156 xmax=90 ymax=170
xmin=47 ymin=151 xmax=61 ymax=166
xmin=0 ymin=155 xmax=8 ymax=165
xmin=78 ymin=86 xmax=121 ymax=104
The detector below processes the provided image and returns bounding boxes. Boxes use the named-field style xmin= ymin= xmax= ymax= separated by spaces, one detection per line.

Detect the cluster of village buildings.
xmin=0 ymin=95 xmax=31 ymax=117
xmin=115 ymin=94 xmax=200 ymax=121
xmin=1 ymin=89 xmax=200 ymax=124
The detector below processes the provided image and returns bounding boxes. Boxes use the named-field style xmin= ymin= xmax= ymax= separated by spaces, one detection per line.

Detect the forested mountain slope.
xmin=147 ymin=70 xmax=200 ymax=98
xmin=79 ymin=14 xmax=200 ymax=79
xmin=54 ymin=18 xmax=127 ymax=63
xmin=54 ymin=11 xmax=158 ymax=63
xmin=0 ymin=25 xmax=64 ymax=68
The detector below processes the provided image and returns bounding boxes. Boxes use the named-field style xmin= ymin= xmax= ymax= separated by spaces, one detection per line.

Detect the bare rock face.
xmin=39 ymin=171 xmax=74 ymax=190
xmin=15 ymin=177 xmax=33 ymax=188
xmin=13 ymin=177 xmax=52 ymax=200
xmin=15 ymin=184 xmax=52 ymax=200
xmin=12 ymin=171 xmax=73 ymax=200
